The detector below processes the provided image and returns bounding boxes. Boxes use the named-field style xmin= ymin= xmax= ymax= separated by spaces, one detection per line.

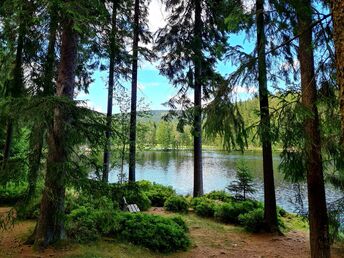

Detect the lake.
xmin=109 ymin=150 xmax=342 ymax=213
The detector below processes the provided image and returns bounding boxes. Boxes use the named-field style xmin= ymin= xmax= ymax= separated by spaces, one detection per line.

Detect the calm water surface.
xmin=109 ymin=150 xmax=342 ymax=213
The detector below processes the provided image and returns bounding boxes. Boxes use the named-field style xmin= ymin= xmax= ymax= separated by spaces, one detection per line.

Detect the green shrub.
xmin=65 ymin=204 xmax=120 ymax=243
xmin=0 ymin=182 xmax=27 ymax=205
xmin=171 ymin=216 xmax=189 ymax=232
xmin=65 ymin=191 xmax=118 ymax=214
xmin=214 ymin=200 xmax=258 ymax=224
xmin=190 ymin=197 xmax=206 ymax=208
xmin=145 ymin=184 xmax=176 ymax=207
xmin=16 ymin=198 xmax=40 ymax=219
xmin=116 ymin=213 xmax=190 ymax=253
xmin=204 ymin=190 xmax=232 ymax=202
xmin=65 ymin=206 xmax=101 ymax=243
xmin=125 ymin=191 xmax=151 ymax=211
xmin=111 ymin=183 xmax=151 ymax=211
xmin=164 ymin=195 xmax=189 ymax=213
xmin=278 ymin=207 xmax=287 ymax=217
xmin=194 ymin=198 xmax=218 ymax=217
xmin=238 ymin=208 xmax=265 ymax=232
xmin=136 ymin=180 xmax=153 ymax=191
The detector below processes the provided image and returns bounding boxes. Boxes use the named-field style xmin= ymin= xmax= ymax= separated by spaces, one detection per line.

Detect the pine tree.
xmin=294 ymin=1 xmax=330 ymax=256
xmin=128 ymin=0 xmax=153 ymax=182
xmin=329 ymin=1 xmax=344 ymax=146
xmin=103 ymin=0 xmax=118 ymax=183
xmin=155 ymin=0 xmax=228 ymax=196
xmin=256 ymin=0 xmax=278 ymax=232
xmin=227 ymin=162 xmax=256 ymax=200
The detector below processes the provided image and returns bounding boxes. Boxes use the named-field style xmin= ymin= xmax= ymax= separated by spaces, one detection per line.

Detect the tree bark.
xmin=128 ymin=0 xmax=140 ymax=182
xmin=256 ymin=0 xmax=278 ymax=232
xmin=329 ymin=0 xmax=344 ymax=145
xmin=296 ymin=1 xmax=330 ymax=257
xmin=193 ymin=0 xmax=203 ymax=197
xmin=103 ymin=0 xmax=117 ymax=183
xmin=34 ymin=17 xmax=78 ymax=249
xmin=2 ymin=21 xmax=24 ymax=167
xmin=26 ymin=125 xmax=44 ymax=201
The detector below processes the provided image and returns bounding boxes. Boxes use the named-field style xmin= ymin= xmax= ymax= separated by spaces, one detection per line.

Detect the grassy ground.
xmin=1 ymin=207 xmax=343 ymax=258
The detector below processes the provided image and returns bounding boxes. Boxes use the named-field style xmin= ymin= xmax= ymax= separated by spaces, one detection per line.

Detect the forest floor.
xmin=1 ymin=207 xmax=343 ymax=258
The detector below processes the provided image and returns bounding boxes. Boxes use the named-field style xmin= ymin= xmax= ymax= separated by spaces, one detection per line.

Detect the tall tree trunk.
xmin=2 ymin=23 xmax=24 ymax=167
xmin=193 ymin=0 xmax=203 ymax=197
xmin=296 ymin=1 xmax=330 ymax=257
xmin=256 ymin=0 xmax=278 ymax=232
xmin=34 ymin=17 xmax=78 ymax=249
xmin=26 ymin=4 xmax=58 ymax=202
xmin=329 ymin=0 xmax=344 ymax=145
xmin=103 ymin=0 xmax=117 ymax=183
xmin=26 ymin=126 xmax=44 ymax=201
xmin=128 ymin=0 xmax=139 ymax=182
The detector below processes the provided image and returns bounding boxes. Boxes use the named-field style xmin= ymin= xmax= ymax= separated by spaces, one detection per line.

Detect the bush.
xmin=164 ymin=195 xmax=189 ymax=213
xmin=145 ymin=183 xmax=176 ymax=207
xmin=115 ymin=213 xmax=190 ymax=253
xmin=16 ymin=198 xmax=40 ymax=219
xmin=204 ymin=191 xmax=232 ymax=202
xmin=171 ymin=216 xmax=189 ymax=232
xmin=194 ymin=198 xmax=218 ymax=217
xmin=214 ymin=200 xmax=258 ymax=224
xmin=65 ymin=204 xmax=120 ymax=243
xmin=0 ymin=182 xmax=27 ymax=205
xmin=111 ymin=183 xmax=151 ymax=211
xmin=238 ymin=208 xmax=265 ymax=232
xmin=278 ymin=207 xmax=287 ymax=217
xmin=65 ymin=206 xmax=101 ymax=243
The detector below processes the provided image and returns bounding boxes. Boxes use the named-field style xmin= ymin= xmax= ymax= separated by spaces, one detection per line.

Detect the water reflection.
xmin=109 ymin=150 xmax=342 ymax=213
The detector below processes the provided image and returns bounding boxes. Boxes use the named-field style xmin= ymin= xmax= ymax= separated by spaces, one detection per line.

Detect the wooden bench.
xmin=123 ymin=197 xmax=140 ymax=213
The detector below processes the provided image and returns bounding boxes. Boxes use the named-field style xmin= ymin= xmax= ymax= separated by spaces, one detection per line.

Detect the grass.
xmin=281 ymin=213 xmax=309 ymax=233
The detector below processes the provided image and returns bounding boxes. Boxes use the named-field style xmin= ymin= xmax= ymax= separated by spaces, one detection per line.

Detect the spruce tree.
xmin=294 ymin=1 xmax=330 ymax=256
xmin=155 ymin=0 xmax=228 ymax=196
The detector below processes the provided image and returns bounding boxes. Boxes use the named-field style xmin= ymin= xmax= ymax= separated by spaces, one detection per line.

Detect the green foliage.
xmin=238 ymin=208 xmax=265 ymax=233
xmin=227 ymin=162 xmax=256 ymax=200
xmin=65 ymin=206 xmax=102 ymax=243
xmin=111 ymin=182 xmax=151 ymax=211
xmin=214 ymin=200 xmax=260 ymax=224
xmin=65 ymin=192 xmax=120 ymax=243
xmin=204 ymin=190 xmax=232 ymax=202
xmin=144 ymin=183 xmax=176 ymax=207
xmin=164 ymin=195 xmax=189 ymax=213
xmin=0 ymin=181 xmax=27 ymax=205
xmin=16 ymin=198 xmax=40 ymax=219
xmin=115 ymin=213 xmax=190 ymax=253
xmin=194 ymin=198 xmax=218 ymax=217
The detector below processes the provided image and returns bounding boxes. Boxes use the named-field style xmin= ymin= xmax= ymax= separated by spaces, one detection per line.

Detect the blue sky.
xmin=76 ymin=0 xmax=256 ymax=113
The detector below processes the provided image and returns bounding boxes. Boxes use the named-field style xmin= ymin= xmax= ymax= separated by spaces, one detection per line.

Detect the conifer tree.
xmin=294 ymin=1 xmax=330 ymax=256
xmin=155 ymin=0 xmax=228 ymax=196
xmin=129 ymin=0 xmax=153 ymax=182
xmin=256 ymin=0 xmax=278 ymax=232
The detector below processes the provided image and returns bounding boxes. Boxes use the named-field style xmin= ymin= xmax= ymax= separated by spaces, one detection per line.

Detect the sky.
xmin=76 ymin=0 xmax=256 ymax=114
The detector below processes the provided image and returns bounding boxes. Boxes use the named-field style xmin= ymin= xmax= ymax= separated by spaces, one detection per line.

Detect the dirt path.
xmin=0 ymin=207 xmax=343 ymax=258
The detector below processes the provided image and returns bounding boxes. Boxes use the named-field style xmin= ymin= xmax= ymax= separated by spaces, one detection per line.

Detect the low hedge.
xmin=164 ymin=195 xmax=189 ymax=213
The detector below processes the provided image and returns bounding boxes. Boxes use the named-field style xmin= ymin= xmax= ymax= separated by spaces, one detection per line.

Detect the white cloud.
xmin=232 ymin=86 xmax=257 ymax=94
xmin=148 ymin=0 xmax=167 ymax=34
xmin=242 ymin=0 xmax=255 ymax=13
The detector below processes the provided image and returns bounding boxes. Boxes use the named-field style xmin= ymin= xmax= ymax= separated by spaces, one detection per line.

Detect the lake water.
xmin=109 ymin=150 xmax=342 ymax=213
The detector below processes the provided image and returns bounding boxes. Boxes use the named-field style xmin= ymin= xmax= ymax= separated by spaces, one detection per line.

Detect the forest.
xmin=0 ymin=0 xmax=344 ymax=257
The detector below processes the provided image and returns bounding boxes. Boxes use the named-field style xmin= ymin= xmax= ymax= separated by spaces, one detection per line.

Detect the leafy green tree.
xmin=156 ymin=121 xmax=173 ymax=150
